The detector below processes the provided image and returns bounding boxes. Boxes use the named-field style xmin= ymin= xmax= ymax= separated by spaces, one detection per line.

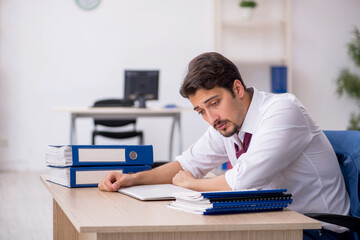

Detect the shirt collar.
xmin=238 ymin=87 xmax=262 ymax=137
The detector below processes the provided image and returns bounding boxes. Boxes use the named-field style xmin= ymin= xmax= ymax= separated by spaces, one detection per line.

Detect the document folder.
xmin=48 ymin=165 xmax=151 ymax=188
xmin=46 ymin=145 xmax=153 ymax=166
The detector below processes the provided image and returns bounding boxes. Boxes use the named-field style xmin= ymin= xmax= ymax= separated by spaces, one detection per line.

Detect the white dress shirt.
xmin=176 ymin=88 xmax=350 ymax=232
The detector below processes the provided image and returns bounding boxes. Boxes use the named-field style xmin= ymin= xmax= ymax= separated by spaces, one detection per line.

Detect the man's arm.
xmin=172 ymin=170 xmax=231 ymax=191
xmin=98 ymin=161 xmax=183 ymax=192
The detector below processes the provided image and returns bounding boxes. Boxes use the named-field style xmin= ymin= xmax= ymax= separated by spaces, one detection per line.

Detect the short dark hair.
xmin=180 ymin=52 xmax=247 ymax=98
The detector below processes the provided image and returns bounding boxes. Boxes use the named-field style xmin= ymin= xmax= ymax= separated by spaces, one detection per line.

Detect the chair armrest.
xmin=304 ymin=213 xmax=360 ymax=235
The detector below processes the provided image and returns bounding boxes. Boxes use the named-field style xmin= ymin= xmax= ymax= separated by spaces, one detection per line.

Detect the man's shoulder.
xmin=262 ymin=92 xmax=302 ymax=110
xmin=261 ymin=90 xmax=296 ymax=101
xmin=258 ymin=92 xmax=313 ymax=125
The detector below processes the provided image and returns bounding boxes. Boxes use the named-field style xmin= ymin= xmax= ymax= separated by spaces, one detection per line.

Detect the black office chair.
xmin=305 ymin=130 xmax=360 ymax=239
xmin=92 ymin=99 xmax=144 ymax=145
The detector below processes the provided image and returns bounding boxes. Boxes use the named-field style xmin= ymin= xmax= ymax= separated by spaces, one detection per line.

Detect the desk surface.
xmin=53 ymin=106 xmax=190 ymax=115
xmin=41 ymin=175 xmax=321 ymax=234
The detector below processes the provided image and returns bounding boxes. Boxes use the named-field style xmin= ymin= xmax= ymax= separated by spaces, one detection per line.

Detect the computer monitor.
xmin=124 ymin=70 xmax=159 ymax=108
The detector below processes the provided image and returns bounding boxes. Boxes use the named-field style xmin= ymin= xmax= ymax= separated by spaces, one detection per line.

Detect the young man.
xmin=99 ymin=52 xmax=350 ymax=239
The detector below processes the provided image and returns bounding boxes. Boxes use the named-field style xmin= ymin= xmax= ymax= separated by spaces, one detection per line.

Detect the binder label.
xmin=76 ymin=170 xmax=124 ymax=185
xmin=78 ymin=148 xmax=126 ymax=162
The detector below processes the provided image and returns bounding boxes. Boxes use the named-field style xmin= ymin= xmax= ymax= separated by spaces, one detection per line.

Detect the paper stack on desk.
xmin=168 ymin=189 xmax=292 ymax=215
xmin=45 ymin=145 xmax=153 ymax=188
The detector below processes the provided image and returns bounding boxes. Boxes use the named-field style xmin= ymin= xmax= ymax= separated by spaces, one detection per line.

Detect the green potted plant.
xmin=336 ymin=27 xmax=360 ymax=130
xmin=239 ymin=0 xmax=257 ymax=8
xmin=239 ymin=1 xmax=257 ymax=20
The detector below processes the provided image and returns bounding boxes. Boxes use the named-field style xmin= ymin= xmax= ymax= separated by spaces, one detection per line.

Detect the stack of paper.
xmin=46 ymin=145 xmax=73 ymax=166
xmin=168 ymin=189 xmax=292 ymax=215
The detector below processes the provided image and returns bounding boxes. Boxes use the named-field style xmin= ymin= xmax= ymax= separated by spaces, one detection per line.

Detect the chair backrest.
xmin=93 ymin=99 xmax=134 ymax=107
xmin=324 ymin=130 xmax=360 ymax=218
xmin=93 ymin=99 xmax=135 ymax=127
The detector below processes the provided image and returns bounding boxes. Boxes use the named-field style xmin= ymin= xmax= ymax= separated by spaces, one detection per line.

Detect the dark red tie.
xmin=235 ymin=132 xmax=252 ymax=158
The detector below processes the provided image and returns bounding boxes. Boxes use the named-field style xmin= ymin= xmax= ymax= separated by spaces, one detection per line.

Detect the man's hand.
xmin=98 ymin=161 xmax=184 ymax=192
xmin=98 ymin=172 xmax=134 ymax=192
xmin=172 ymin=170 xmax=196 ymax=189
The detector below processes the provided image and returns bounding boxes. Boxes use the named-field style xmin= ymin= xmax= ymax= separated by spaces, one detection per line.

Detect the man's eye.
xmin=197 ymin=110 xmax=204 ymax=115
xmin=211 ymin=101 xmax=219 ymax=107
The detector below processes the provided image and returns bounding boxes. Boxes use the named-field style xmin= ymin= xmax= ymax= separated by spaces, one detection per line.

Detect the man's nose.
xmin=207 ymin=110 xmax=219 ymax=126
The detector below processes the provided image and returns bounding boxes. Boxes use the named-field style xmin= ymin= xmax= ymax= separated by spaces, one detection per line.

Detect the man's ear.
xmin=233 ymin=79 xmax=245 ymax=98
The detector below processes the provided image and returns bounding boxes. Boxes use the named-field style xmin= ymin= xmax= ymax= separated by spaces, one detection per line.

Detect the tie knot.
xmin=234 ymin=132 xmax=252 ymax=158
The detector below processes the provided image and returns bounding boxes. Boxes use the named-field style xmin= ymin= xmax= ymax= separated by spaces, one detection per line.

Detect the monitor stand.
xmin=137 ymin=95 xmax=146 ymax=108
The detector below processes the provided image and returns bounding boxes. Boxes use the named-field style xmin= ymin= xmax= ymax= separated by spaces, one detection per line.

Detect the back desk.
xmin=52 ymin=106 xmax=187 ymax=161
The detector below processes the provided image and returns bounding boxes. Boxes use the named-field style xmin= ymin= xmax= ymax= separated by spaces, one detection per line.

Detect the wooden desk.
xmin=41 ymin=175 xmax=321 ymax=240
xmin=53 ymin=107 xmax=187 ymax=160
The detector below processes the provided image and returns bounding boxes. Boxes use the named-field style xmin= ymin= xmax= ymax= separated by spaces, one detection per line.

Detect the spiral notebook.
xmin=168 ymin=189 xmax=292 ymax=215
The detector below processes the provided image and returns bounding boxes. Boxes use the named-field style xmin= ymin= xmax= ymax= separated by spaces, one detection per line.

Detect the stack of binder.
xmin=168 ymin=189 xmax=292 ymax=215
xmin=45 ymin=145 xmax=153 ymax=188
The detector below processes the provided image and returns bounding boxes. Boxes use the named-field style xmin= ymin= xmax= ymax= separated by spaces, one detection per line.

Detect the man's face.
xmin=189 ymin=82 xmax=247 ymax=137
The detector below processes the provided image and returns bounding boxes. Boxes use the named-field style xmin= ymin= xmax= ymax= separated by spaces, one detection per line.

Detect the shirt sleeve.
xmin=176 ymin=126 xmax=228 ymax=178
xmin=225 ymin=97 xmax=313 ymax=190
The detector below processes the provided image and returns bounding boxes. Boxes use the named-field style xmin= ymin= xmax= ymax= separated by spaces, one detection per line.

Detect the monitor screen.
xmin=124 ymin=70 xmax=159 ymax=108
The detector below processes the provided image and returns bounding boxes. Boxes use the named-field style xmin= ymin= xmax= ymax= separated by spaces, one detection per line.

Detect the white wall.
xmin=0 ymin=0 xmax=359 ymax=170
xmin=0 ymin=0 xmax=211 ymax=170
xmin=292 ymin=0 xmax=360 ymax=130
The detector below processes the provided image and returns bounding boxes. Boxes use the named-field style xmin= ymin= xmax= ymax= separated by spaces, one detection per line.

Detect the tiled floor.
xmin=0 ymin=171 xmax=52 ymax=240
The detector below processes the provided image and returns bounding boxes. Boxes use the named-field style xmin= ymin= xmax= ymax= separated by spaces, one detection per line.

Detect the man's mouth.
xmin=214 ymin=121 xmax=227 ymax=131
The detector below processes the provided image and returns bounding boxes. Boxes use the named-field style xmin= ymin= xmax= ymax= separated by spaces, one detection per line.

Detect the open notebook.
xmin=118 ymin=184 xmax=197 ymax=201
